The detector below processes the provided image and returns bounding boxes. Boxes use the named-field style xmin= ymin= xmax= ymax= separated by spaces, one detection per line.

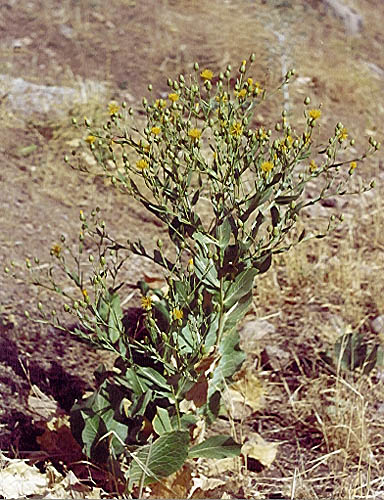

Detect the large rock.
xmin=0 ymin=74 xmax=107 ymax=117
xmin=323 ymin=0 xmax=363 ymax=36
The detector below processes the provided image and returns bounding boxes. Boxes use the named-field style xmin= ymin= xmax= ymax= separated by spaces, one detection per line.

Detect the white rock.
xmin=239 ymin=319 xmax=276 ymax=353
xmin=323 ymin=0 xmax=363 ymax=36
xmin=371 ymin=315 xmax=384 ymax=335
xmin=0 ymin=74 xmax=107 ymax=117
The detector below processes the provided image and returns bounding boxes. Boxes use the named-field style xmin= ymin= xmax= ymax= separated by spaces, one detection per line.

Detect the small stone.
xmin=239 ymin=319 xmax=276 ymax=353
xmin=371 ymin=315 xmax=384 ymax=334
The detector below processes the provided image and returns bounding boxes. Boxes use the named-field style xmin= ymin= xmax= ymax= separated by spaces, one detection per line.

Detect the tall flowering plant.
xmin=8 ymin=55 xmax=378 ymax=491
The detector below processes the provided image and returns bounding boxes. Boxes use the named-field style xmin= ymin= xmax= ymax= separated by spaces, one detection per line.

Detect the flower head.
xmin=168 ymin=93 xmax=179 ymax=102
xmin=200 ymin=69 xmax=213 ymax=81
xmin=261 ymin=161 xmax=274 ymax=173
xmin=230 ymin=122 xmax=243 ymax=137
xmin=51 ymin=244 xmax=62 ymax=258
xmin=309 ymin=159 xmax=317 ymax=172
xmin=151 ymin=126 xmax=161 ymax=136
xmin=236 ymin=88 xmax=247 ymax=99
xmin=338 ymin=127 xmax=348 ymax=142
xmin=173 ymin=308 xmax=184 ymax=321
xmin=187 ymin=258 xmax=194 ymax=273
xmin=141 ymin=296 xmax=152 ymax=311
xmin=349 ymin=161 xmax=357 ymax=174
xmin=136 ymin=159 xmax=149 ymax=170
xmin=308 ymin=109 xmax=321 ymax=120
xmin=108 ymin=101 xmax=119 ymax=115
xmin=85 ymin=135 xmax=96 ymax=145
xmin=188 ymin=128 xmax=202 ymax=140
xmin=155 ymin=99 xmax=166 ymax=109
xmin=82 ymin=289 xmax=89 ymax=301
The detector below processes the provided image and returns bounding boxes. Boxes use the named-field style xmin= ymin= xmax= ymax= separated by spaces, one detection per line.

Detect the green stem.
xmin=216 ymin=276 xmax=226 ymax=345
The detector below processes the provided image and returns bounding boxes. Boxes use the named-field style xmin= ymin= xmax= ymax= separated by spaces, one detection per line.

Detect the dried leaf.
xmin=148 ymin=463 xmax=193 ymax=498
xmin=27 ymin=384 xmax=60 ymax=420
xmin=242 ymin=433 xmax=278 ymax=468
xmin=185 ymin=374 xmax=208 ymax=407
xmin=36 ymin=415 xmax=83 ymax=464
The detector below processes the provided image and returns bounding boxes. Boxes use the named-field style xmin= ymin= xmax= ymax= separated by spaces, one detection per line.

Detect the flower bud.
xmin=250 ymin=53 xmax=256 ymax=62
xmin=304 ymin=97 xmax=310 ymax=105
xmin=157 ymin=239 xmax=163 ymax=248
xmin=148 ymin=83 xmax=152 ymax=91
xmin=193 ymin=62 xmax=199 ymax=71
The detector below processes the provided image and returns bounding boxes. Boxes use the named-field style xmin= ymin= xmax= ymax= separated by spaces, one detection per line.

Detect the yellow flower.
xmin=141 ymin=296 xmax=152 ymax=311
xmin=303 ymin=132 xmax=311 ymax=144
xmin=51 ymin=244 xmax=62 ymax=257
xmin=82 ymin=289 xmax=89 ymax=301
xmin=108 ymin=101 xmax=119 ymax=115
xmin=308 ymin=109 xmax=321 ymax=120
xmin=136 ymin=159 xmax=149 ymax=170
xmin=309 ymin=160 xmax=317 ymax=172
xmin=155 ymin=99 xmax=166 ymax=108
xmin=247 ymin=77 xmax=254 ymax=87
xmin=168 ymin=93 xmax=179 ymax=102
xmin=215 ymin=93 xmax=228 ymax=103
xmin=253 ymin=82 xmax=262 ymax=95
xmin=85 ymin=135 xmax=96 ymax=145
xmin=151 ymin=126 xmax=161 ymax=136
xmin=187 ymin=258 xmax=194 ymax=272
xmin=338 ymin=127 xmax=348 ymax=142
xmin=236 ymin=88 xmax=247 ymax=99
xmin=188 ymin=128 xmax=202 ymax=140
xmin=200 ymin=69 xmax=213 ymax=80
xmin=173 ymin=308 xmax=184 ymax=321
xmin=261 ymin=161 xmax=274 ymax=173
xmin=349 ymin=161 xmax=357 ymax=171
xmin=230 ymin=122 xmax=243 ymax=137
xmin=257 ymin=128 xmax=268 ymax=141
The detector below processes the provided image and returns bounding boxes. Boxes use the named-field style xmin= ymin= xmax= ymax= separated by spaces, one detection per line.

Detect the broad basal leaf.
xmin=127 ymin=431 xmax=190 ymax=487
xmin=188 ymin=435 xmax=241 ymax=459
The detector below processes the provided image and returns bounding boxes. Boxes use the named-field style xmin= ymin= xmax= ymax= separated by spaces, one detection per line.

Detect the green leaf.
xmin=216 ymin=219 xmax=231 ymax=249
xmin=71 ymin=380 xmax=129 ymax=462
xmin=253 ymin=252 xmax=272 ymax=274
xmin=127 ymin=431 xmax=190 ymax=487
xmin=217 ymin=329 xmax=245 ymax=379
xmin=188 ymin=435 xmax=241 ymax=459
xmin=194 ymin=255 xmax=220 ymax=290
xmin=223 ymin=290 xmax=253 ymax=335
xmin=174 ymin=280 xmax=191 ymax=304
xmin=334 ymin=332 xmax=367 ymax=371
xmin=136 ymin=366 xmax=173 ymax=396
xmin=152 ymin=407 xmax=173 ymax=435
xmin=223 ymin=268 xmax=257 ymax=309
